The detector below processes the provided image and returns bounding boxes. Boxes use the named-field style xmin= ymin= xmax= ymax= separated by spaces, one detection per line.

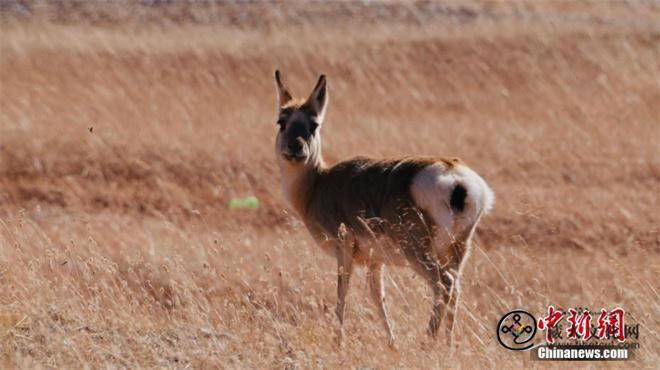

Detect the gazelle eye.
xmin=277 ymin=119 xmax=286 ymax=131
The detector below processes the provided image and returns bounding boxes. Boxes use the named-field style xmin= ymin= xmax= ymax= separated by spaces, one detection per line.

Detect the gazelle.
xmin=273 ymin=70 xmax=494 ymax=347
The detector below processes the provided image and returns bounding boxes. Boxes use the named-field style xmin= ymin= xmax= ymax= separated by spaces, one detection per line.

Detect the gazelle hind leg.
xmin=405 ymin=246 xmax=448 ymax=338
xmin=367 ymin=262 xmax=395 ymax=347
xmin=429 ymin=266 xmax=452 ymax=338
xmin=442 ymin=222 xmax=478 ymax=347
xmin=442 ymin=270 xmax=459 ymax=347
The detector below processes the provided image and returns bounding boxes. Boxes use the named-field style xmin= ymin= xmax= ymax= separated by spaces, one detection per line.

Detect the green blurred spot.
xmin=229 ymin=196 xmax=259 ymax=210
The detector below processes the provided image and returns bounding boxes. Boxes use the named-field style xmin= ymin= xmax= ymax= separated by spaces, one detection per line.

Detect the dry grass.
xmin=1 ymin=1 xmax=659 ymax=368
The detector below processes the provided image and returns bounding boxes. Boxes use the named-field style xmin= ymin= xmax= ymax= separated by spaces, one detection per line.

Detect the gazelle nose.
xmin=288 ymin=137 xmax=303 ymax=153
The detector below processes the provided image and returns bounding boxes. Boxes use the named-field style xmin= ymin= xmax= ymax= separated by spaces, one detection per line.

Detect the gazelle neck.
xmin=278 ymin=147 xmax=325 ymax=217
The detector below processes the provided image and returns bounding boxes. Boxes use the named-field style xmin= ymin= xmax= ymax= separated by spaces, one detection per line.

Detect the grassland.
xmin=1 ymin=1 xmax=659 ymax=368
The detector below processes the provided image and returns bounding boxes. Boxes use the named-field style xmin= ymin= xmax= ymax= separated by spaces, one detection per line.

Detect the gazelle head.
xmin=274 ymin=70 xmax=328 ymax=168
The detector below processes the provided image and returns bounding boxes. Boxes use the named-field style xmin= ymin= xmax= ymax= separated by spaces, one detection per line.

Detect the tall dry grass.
xmin=1 ymin=1 xmax=659 ymax=368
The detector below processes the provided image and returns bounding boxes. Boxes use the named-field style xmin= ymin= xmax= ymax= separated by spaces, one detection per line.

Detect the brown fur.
xmin=297 ymin=157 xmax=442 ymax=261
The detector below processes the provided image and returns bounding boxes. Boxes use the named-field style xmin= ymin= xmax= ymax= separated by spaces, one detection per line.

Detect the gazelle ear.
xmin=304 ymin=74 xmax=328 ymax=123
xmin=274 ymin=70 xmax=293 ymax=109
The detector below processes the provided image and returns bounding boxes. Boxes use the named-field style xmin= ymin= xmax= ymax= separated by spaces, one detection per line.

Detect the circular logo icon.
xmin=497 ymin=310 xmax=537 ymax=351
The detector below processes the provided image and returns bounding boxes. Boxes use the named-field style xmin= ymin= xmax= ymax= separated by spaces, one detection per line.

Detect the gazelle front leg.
xmin=367 ymin=262 xmax=395 ymax=348
xmin=335 ymin=225 xmax=355 ymax=347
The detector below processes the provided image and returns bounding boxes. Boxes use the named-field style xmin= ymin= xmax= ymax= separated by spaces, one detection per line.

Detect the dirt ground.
xmin=1 ymin=1 xmax=658 ymax=368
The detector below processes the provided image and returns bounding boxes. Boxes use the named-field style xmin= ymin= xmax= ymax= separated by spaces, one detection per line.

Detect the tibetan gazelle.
xmin=273 ymin=70 xmax=494 ymax=347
